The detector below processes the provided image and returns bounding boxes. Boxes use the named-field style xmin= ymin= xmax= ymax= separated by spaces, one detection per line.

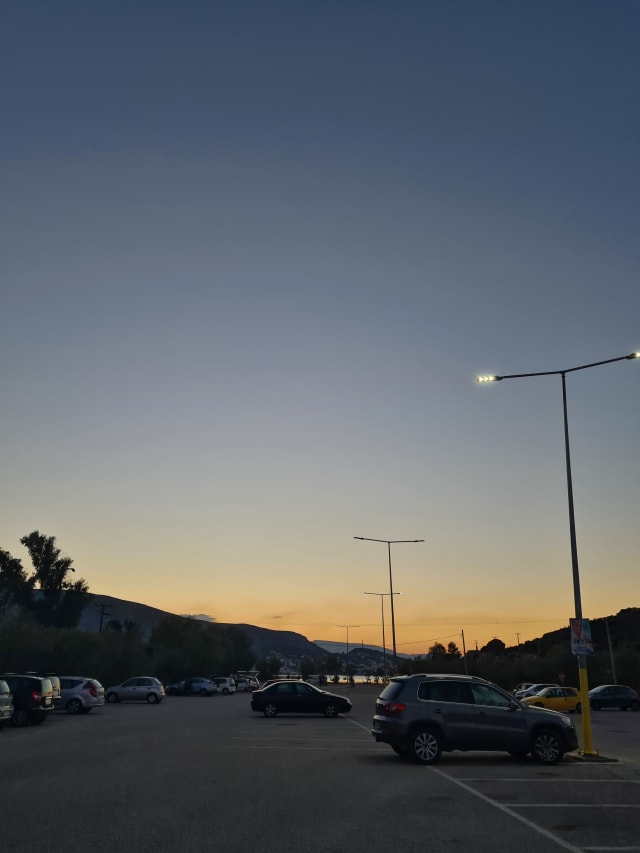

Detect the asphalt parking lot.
xmin=1 ymin=686 xmax=638 ymax=852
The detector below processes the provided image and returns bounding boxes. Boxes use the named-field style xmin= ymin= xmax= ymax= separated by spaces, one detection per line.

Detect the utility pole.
xmin=605 ymin=619 xmax=618 ymax=684
xmin=95 ymin=601 xmax=111 ymax=632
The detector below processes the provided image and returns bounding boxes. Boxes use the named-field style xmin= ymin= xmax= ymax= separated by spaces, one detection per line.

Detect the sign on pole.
xmin=570 ymin=618 xmax=593 ymax=655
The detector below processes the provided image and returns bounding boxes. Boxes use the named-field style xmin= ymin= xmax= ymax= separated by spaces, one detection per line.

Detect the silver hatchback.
xmin=59 ymin=677 xmax=105 ymax=714
xmin=105 ymin=676 xmax=165 ymax=704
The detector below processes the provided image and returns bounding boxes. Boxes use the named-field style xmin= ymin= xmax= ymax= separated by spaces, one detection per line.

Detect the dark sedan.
xmin=589 ymin=684 xmax=640 ymax=711
xmin=250 ymin=680 xmax=352 ymax=718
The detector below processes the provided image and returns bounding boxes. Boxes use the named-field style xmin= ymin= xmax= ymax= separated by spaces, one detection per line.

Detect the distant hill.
xmin=78 ymin=593 xmax=328 ymax=665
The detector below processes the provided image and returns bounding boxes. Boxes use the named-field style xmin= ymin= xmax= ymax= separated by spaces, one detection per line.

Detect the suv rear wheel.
xmin=531 ymin=729 xmax=564 ymax=764
xmin=407 ymin=727 xmax=442 ymax=765
xmin=66 ymin=698 xmax=82 ymax=715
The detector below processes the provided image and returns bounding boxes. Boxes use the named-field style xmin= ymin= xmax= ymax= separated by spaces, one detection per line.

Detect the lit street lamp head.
xmin=476 ymin=375 xmax=502 ymax=383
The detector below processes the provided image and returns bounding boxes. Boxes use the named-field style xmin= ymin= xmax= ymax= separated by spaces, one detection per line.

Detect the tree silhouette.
xmin=20 ymin=531 xmax=89 ymax=628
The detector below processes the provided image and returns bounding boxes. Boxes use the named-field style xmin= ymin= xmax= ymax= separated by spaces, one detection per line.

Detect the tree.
xmin=0 ymin=548 xmax=32 ymax=616
xmin=20 ymin=531 xmax=89 ymax=628
xmin=446 ymin=642 xmax=461 ymax=659
xmin=482 ymin=638 xmax=506 ymax=656
xmin=428 ymin=642 xmax=447 ymax=658
xmin=299 ymin=656 xmax=315 ymax=681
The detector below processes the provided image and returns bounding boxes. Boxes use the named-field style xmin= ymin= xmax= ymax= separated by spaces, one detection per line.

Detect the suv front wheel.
xmin=531 ymin=729 xmax=564 ymax=764
xmin=407 ymin=727 xmax=442 ymax=765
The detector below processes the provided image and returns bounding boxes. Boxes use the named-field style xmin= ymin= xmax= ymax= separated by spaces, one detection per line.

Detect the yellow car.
xmin=521 ymin=686 xmax=581 ymax=714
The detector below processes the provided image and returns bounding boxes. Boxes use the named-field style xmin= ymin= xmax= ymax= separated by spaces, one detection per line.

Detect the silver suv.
xmin=59 ymin=677 xmax=105 ymax=714
xmin=372 ymin=674 xmax=579 ymax=765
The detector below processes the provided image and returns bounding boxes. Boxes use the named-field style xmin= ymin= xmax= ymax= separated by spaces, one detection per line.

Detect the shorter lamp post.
xmin=363 ymin=591 xmax=403 ymax=678
xmin=335 ymin=624 xmax=360 ymax=681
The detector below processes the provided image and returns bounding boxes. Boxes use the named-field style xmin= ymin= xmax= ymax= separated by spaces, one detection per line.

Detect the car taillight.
xmin=31 ymin=690 xmax=42 ymax=703
xmin=382 ymin=701 xmax=406 ymax=716
xmin=88 ymin=685 xmax=97 ymax=697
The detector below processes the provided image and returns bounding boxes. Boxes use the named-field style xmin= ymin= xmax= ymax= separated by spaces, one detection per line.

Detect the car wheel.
xmin=66 ymin=698 xmax=83 ymax=715
xmin=631 ymin=700 xmax=640 ymax=711
xmin=591 ymin=700 xmax=601 ymax=711
xmin=264 ymin=703 xmax=278 ymax=718
xmin=11 ymin=709 xmax=30 ymax=727
xmin=199 ymin=688 xmax=208 ymax=697
xmin=324 ymin=703 xmax=339 ymax=718
xmin=147 ymin=693 xmax=159 ymax=704
xmin=408 ymin=727 xmax=442 ymax=765
xmin=531 ymin=729 xmax=564 ymax=765
xmin=222 ymin=688 xmax=229 ymax=695
xmin=106 ymin=693 xmax=119 ymax=704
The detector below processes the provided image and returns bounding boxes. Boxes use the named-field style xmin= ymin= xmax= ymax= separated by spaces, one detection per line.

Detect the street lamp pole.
xmin=477 ymin=351 xmax=638 ymax=756
xmin=355 ymin=537 xmax=424 ymax=670
xmin=335 ymin=624 xmax=360 ymax=678
xmin=363 ymin=591 xmax=403 ymax=678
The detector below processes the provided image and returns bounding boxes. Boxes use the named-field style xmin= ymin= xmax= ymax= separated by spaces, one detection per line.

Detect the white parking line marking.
xmin=460 ymin=779 xmax=640 ymax=783
xmin=431 ymin=767 xmax=583 ymax=853
xmin=346 ymin=718 xmax=372 ymax=734
xmin=506 ymin=804 xmax=640 ymax=808
xmin=223 ymin=745 xmax=383 ymax=750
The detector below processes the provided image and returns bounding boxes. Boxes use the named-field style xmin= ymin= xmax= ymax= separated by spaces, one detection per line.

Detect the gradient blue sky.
xmin=2 ymin=1 xmax=638 ymax=654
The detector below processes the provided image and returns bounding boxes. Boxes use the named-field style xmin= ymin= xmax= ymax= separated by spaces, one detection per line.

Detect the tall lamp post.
xmin=477 ymin=351 xmax=639 ymax=756
xmin=335 ymin=624 xmax=360 ymax=680
xmin=363 ymin=591 xmax=403 ymax=678
xmin=355 ymin=537 xmax=424 ymax=670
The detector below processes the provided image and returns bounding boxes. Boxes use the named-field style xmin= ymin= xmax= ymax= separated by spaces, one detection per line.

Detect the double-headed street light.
xmin=355 ymin=537 xmax=424 ymax=670
xmin=477 ymin=351 xmax=639 ymax=756
xmin=363 ymin=591 xmax=403 ymax=677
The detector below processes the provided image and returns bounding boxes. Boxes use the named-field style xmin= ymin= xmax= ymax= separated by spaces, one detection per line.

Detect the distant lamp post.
xmin=477 ymin=351 xmax=639 ymax=756
xmin=355 ymin=537 xmax=424 ymax=670
xmin=363 ymin=591 xmax=403 ymax=678
xmin=335 ymin=624 xmax=360 ymax=679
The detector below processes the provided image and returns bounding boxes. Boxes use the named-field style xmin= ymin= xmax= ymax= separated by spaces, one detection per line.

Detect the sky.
xmin=1 ymin=1 xmax=639 ymax=657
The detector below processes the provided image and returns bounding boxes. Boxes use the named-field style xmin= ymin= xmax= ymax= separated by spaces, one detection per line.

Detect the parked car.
xmin=105 ymin=677 xmax=165 ymax=704
xmin=0 ymin=674 xmax=54 ymax=727
xmin=235 ymin=677 xmax=259 ymax=692
xmin=210 ymin=677 xmax=236 ymax=695
xmin=521 ymin=686 xmax=582 ymax=714
xmin=514 ymin=683 xmax=558 ymax=699
xmin=513 ymin=682 xmax=534 ymax=694
xmin=250 ymin=680 xmax=352 ymax=718
xmin=164 ymin=681 xmax=185 ymax=696
xmin=0 ymin=679 xmax=13 ymax=728
xmin=26 ymin=672 xmax=62 ymax=710
xmin=589 ymin=684 xmax=640 ymax=711
xmin=183 ymin=677 xmax=218 ymax=697
xmin=371 ymin=673 xmax=579 ymax=765
xmin=59 ymin=677 xmax=105 ymax=714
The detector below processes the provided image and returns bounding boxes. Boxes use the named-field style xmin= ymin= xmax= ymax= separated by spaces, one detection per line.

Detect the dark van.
xmin=1 ymin=674 xmax=54 ymax=727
